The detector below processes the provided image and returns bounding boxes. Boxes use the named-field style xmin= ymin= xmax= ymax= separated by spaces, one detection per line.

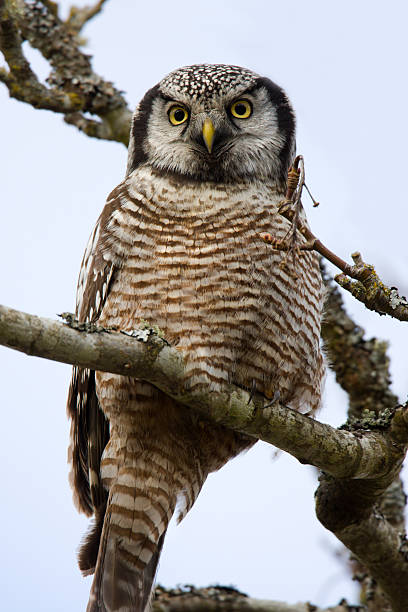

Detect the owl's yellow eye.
xmin=230 ymin=99 xmax=252 ymax=119
xmin=168 ymin=106 xmax=189 ymax=125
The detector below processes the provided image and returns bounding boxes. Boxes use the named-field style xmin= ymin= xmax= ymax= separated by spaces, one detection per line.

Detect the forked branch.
xmin=0 ymin=0 xmax=131 ymax=144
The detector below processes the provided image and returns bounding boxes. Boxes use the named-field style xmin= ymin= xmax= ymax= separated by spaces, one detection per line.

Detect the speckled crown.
xmin=159 ymin=64 xmax=259 ymax=99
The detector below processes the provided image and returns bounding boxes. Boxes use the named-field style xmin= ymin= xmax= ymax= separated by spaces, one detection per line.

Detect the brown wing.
xmin=67 ymin=194 xmax=120 ymax=516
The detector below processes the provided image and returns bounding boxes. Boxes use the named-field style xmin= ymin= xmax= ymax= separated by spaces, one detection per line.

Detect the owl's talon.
xmin=263 ymin=390 xmax=281 ymax=409
xmin=247 ymin=379 xmax=257 ymax=405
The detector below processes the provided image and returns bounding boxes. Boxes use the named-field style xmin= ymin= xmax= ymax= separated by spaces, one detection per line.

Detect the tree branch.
xmin=0 ymin=0 xmax=82 ymax=112
xmin=1 ymin=300 xmax=408 ymax=609
xmin=63 ymin=109 xmax=126 ymax=141
xmin=0 ymin=303 xmax=406 ymax=481
xmin=319 ymin=268 xmax=407 ymax=611
xmin=316 ymin=475 xmax=407 ymax=611
xmin=65 ymin=0 xmax=108 ymax=35
xmin=334 ymin=254 xmax=408 ymax=321
xmin=153 ymin=585 xmax=358 ymax=612
xmin=321 ymin=267 xmax=398 ymax=419
xmin=0 ymin=0 xmax=131 ymax=144
xmin=261 ymin=157 xmax=408 ymax=322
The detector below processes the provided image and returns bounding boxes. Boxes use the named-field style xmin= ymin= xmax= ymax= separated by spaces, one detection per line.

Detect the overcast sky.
xmin=1 ymin=1 xmax=408 ymax=610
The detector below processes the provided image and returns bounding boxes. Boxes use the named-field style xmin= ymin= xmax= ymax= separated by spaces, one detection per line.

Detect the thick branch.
xmin=1 ymin=303 xmax=408 ymax=608
xmin=1 ymin=303 xmax=407 ymax=481
xmin=319 ymin=269 xmax=407 ymax=610
xmin=153 ymin=585 xmax=354 ymax=612
xmin=321 ymin=266 xmax=398 ymax=419
xmin=0 ymin=0 xmax=82 ymax=112
xmin=316 ymin=473 xmax=408 ymax=612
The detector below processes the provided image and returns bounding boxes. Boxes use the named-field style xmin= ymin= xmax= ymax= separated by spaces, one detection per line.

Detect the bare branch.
xmin=319 ymin=268 xmax=407 ymax=611
xmin=0 ymin=0 xmax=82 ymax=111
xmin=64 ymin=110 xmax=124 ymax=141
xmin=0 ymin=0 xmax=131 ymax=144
xmin=66 ymin=0 xmax=108 ymax=35
xmin=316 ymin=474 xmax=407 ymax=612
xmin=2 ymin=301 xmax=403 ymax=606
xmin=153 ymin=585 xmax=355 ymax=612
xmin=1 ymin=302 xmax=408 ymax=608
xmin=335 ymin=253 xmax=408 ymax=321
xmin=1 ymin=303 xmax=407 ymax=480
xmin=321 ymin=267 xmax=398 ymax=419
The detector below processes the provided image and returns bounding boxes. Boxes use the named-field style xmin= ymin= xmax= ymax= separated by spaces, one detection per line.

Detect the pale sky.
xmin=1 ymin=1 xmax=408 ymax=610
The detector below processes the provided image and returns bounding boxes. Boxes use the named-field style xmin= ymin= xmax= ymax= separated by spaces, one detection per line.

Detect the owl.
xmin=67 ymin=64 xmax=325 ymax=612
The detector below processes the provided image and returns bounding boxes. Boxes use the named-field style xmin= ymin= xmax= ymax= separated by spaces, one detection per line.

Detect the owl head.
xmin=126 ymin=64 xmax=295 ymax=185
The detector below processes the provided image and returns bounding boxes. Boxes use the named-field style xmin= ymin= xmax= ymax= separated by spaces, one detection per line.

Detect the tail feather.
xmin=87 ymin=528 xmax=165 ymax=612
xmin=79 ymin=502 xmax=107 ymax=576
xmin=86 ymin=471 xmax=173 ymax=612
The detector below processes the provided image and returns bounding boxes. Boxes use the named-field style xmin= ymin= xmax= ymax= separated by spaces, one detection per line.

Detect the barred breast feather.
xmin=99 ymin=166 xmax=324 ymax=404
xmin=68 ymin=163 xmax=324 ymax=611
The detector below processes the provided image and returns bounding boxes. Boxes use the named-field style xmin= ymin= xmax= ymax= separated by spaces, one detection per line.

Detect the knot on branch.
xmin=315 ymin=473 xmax=373 ymax=532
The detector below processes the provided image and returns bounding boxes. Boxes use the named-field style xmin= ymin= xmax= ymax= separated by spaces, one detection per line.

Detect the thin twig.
xmin=304 ymin=181 xmax=320 ymax=207
xmin=66 ymin=0 xmax=108 ymax=34
xmin=261 ymin=156 xmax=408 ymax=321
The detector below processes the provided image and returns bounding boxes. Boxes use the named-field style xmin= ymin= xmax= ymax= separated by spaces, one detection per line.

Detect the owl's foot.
xmin=263 ymin=390 xmax=281 ymax=409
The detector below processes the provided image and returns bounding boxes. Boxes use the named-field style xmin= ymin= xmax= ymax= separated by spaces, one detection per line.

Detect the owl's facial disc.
xmin=126 ymin=65 xmax=296 ymax=184
xmin=144 ymin=89 xmax=290 ymax=182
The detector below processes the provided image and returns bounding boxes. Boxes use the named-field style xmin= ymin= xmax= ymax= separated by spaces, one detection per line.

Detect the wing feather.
xmin=67 ymin=188 xmax=122 ymax=515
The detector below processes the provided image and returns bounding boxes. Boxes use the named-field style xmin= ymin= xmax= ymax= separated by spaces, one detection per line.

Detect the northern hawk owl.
xmin=67 ymin=64 xmax=325 ymax=612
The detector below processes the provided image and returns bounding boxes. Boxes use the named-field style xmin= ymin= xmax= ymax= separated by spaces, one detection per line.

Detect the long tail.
xmin=79 ymin=379 xmax=254 ymax=611
xmin=85 ymin=465 xmax=175 ymax=612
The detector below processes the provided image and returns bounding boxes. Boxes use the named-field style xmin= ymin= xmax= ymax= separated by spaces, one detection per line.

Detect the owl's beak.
xmin=202 ymin=118 xmax=215 ymax=154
